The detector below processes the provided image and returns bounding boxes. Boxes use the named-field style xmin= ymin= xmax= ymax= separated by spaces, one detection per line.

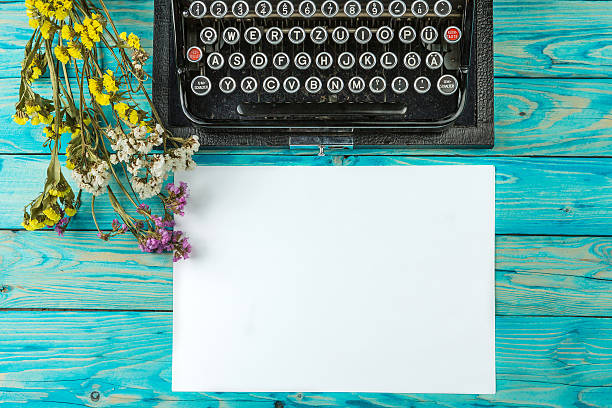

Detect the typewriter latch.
xmin=289 ymin=136 xmax=354 ymax=156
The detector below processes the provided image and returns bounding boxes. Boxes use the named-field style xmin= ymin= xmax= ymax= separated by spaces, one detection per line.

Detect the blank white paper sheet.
xmin=173 ymin=165 xmax=495 ymax=394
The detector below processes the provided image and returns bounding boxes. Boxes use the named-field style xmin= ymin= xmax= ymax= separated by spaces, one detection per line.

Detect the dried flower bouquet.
xmin=14 ymin=0 xmax=196 ymax=261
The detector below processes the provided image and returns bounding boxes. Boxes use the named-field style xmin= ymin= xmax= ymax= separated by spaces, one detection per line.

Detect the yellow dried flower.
xmin=54 ymin=45 xmax=70 ymax=64
xmin=129 ymin=109 xmax=139 ymax=124
xmin=31 ymin=66 xmax=42 ymax=80
xmin=65 ymin=207 xmax=77 ymax=217
xmin=66 ymin=158 xmax=75 ymax=170
xmin=103 ymin=70 xmax=119 ymax=93
xmin=13 ymin=111 xmax=29 ymax=125
xmin=41 ymin=20 xmax=53 ymax=39
xmin=43 ymin=206 xmax=61 ymax=222
xmin=114 ymin=102 xmax=129 ymax=118
xmin=67 ymin=41 xmax=82 ymax=59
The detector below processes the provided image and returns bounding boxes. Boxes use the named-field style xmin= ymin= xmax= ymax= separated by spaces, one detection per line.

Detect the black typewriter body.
xmin=153 ymin=0 xmax=493 ymax=147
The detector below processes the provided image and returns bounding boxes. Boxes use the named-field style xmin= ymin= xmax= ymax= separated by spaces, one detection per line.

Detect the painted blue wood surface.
xmin=1 ymin=0 xmax=612 ymax=406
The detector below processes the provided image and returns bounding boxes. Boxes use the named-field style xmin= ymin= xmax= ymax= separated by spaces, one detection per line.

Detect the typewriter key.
xmin=338 ymin=52 xmax=355 ymax=69
xmin=425 ymin=52 xmax=443 ymax=69
xmin=366 ymin=0 xmax=384 ymax=17
xmin=244 ymin=27 xmax=262 ymax=44
xmin=421 ymin=26 xmax=438 ymax=44
xmin=228 ymin=52 xmax=246 ymax=69
xmin=332 ymin=26 xmax=350 ymax=44
xmin=251 ymin=52 xmax=268 ymax=69
xmin=327 ymin=76 xmax=344 ymax=93
xmin=232 ymin=0 xmax=249 ymax=17
xmin=294 ymin=52 xmax=312 ymax=70
xmin=376 ymin=26 xmax=394 ymax=44
xmin=210 ymin=0 xmax=227 ymax=17
xmin=288 ymin=27 xmax=306 ymax=44
xmin=414 ymin=76 xmax=431 ymax=94
xmin=255 ymin=0 xmax=273 ymax=17
xmin=186 ymin=46 xmax=203 ymax=63
xmin=321 ymin=0 xmax=339 ymax=17
xmin=273 ymin=52 xmax=290 ymax=70
xmin=266 ymin=27 xmax=283 ymax=44
xmin=404 ymin=52 xmax=421 ymax=69
xmin=191 ymin=75 xmax=211 ymax=96
xmin=369 ymin=76 xmax=386 ymax=93
xmin=344 ymin=0 xmax=361 ymax=17
xmin=444 ymin=26 xmax=462 ymax=43
xmin=359 ymin=52 xmax=376 ymax=70
xmin=283 ymin=77 xmax=301 ymax=93
xmin=355 ymin=26 xmax=372 ymax=44
xmin=305 ymin=77 xmax=323 ymax=93
xmin=348 ymin=76 xmax=366 ymax=93
xmin=434 ymin=0 xmax=452 ymax=17
xmin=189 ymin=1 xmax=206 ymax=18
xmin=399 ymin=26 xmax=416 ymax=44
xmin=219 ymin=77 xmax=236 ymax=93
xmin=389 ymin=0 xmax=406 ymax=17
xmin=310 ymin=26 xmax=328 ymax=44
xmin=391 ymin=76 xmax=409 ymax=94
xmin=380 ymin=52 xmax=398 ymax=69
xmin=411 ymin=0 xmax=428 ymax=17
xmin=222 ymin=27 xmax=240 ymax=45
xmin=437 ymin=74 xmax=458 ymax=95
xmin=207 ymin=52 xmax=224 ymax=70
xmin=263 ymin=76 xmax=280 ymax=93
xmin=241 ymin=77 xmax=258 ymax=93
xmin=299 ymin=0 xmax=316 ymax=17
xmin=316 ymin=52 xmax=333 ymax=69
xmin=200 ymin=27 xmax=217 ymax=45
xmin=277 ymin=0 xmax=294 ymax=17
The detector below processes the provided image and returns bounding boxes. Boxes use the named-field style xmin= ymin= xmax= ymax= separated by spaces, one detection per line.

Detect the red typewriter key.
xmin=187 ymin=46 xmax=203 ymax=62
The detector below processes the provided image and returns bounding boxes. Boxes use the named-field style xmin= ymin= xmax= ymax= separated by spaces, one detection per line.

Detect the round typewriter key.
xmin=376 ymin=26 xmax=394 ymax=44
xmin=219 ymin=76 xmax=236 ymax=94
xmin=273 ymin=52 xmax=290 ymax=70
xmin=414 ymin=76 xmax=431 ymax=94
xmin=310 ymin=26 xmax=328 ymax=44
xmin=332 ymin=26 xmax=350 ymax=44
xmin=355 ymin=26 xmax=372 ymax=44
xmin=411 ymin=0 xmax=428 ymax=17
xmin=321 ymin=0 xmax=339 ymax=17
xmin=189 ymin=1 xmax=207 ymax=18
xmin=283 ymin=76 xmax=301 ymax=93
xmin=421 ymin=26 xmax=438 ymax=44
xmin=186 ymin=46 xmax=203 ymax=62
xmin=315 ymin=52 xmax=333 ymax=69
xmin=288 ymin=26 xmax=306 ymax=44
xmin=389 ymin=0 xmax=406 ymax=17
xmin=191 ymin=75 xmax=211 ymax=96
xmin=263 ymin=76 xmax=280 ymax=93
xmin=207 ymin=52 xmax=224 ymax=69
xmin=344 ymin=0 xmax=361 ymax=17
xmin=305 ymin=76 xmax=323 ymax=93
xmin=338 ymin=52 xmax=355 ymax=69
xmin=210 ymin=0 xmax=227 ymax=17
xmin=228 ymin=52 xmax=246 ymax=69
xmin=348 ymin=76 xmax=365 ymax=93
xmin=232 ymin=0 xmax=249 ymax=17
xmin=399 ymin=26 xmax=416 ymax=44
xmin=327 ymin=76 xmax=344 ymax=93
xmin=294 ymin=52 xmax=312 ymax=70
xmin=380 ymin=51 xmax=398 ymax=69
xmin=266 ymin=27 xmax=283 ymax=44
xmin=437 ymin=74 xmax=458 ymax=95
xmin=200 ymin=27 xmax=217 ymax=45
xmin=244 ymin=27 xmax=262 ymax=44
xmin=299 ymin=0 xmax=316 ymax=17
xmin=359 ymin=52 xmax=376 ymax=70
xmin=241 ymin=76 xmax=258 ymax=93
xmin=366 ymin=0 xmax=384 ymax=17
xmin=222 ymin=27 xmax=240 ymax=45
xmin=391 ymin=76 xmax=409 ymax=94
xmin=255 ymin=0 xmax=273 ymax=17
xmin=369 ymin=76 xmax=386 ymax=93
xmin=251 ymin=52 xmax=268 ymax=69
xmin=444 ymin=26 xmax=462 ymax=44
xmin=403 ymin=51 xmax=421 ymax=69
xmin=434 ymin=0 xmax=452 ymax=17
xmin=277 ymin=0 xmax=294 ymax=17
xmin=425 ymin=51 xmax=443 ymax=69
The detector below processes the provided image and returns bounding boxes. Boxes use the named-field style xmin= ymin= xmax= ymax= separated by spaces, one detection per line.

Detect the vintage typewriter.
xmin=154 ymin=0 xmax=493 ymax=147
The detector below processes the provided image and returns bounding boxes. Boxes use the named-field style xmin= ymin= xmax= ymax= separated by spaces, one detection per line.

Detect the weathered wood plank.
xmin=2 ymin=78 xmax=610 ymax=155
xmin=0 ymin=312 xmax=611 ymax=407
xmin=1 ymin=155 xmax=610 ymax=235
xmin=1 ymin=232 xmax=611 ymax=316
xmin=1 ymin=0 xmax=612 ymax=79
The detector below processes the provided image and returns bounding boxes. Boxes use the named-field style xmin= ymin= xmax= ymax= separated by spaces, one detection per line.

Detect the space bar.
xmin=237 ymin=103 xmax=407 ymax=117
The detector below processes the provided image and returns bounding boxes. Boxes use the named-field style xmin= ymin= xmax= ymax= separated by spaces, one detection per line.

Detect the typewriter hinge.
xmin=289 ymin=136 xmax=354 ymax=156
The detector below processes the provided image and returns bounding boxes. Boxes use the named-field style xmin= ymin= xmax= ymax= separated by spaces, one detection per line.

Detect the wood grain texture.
xmin=1 ymin=232 xmax=611 ymax=317
xmin=1 ymin=312 xmax=612 ymax=407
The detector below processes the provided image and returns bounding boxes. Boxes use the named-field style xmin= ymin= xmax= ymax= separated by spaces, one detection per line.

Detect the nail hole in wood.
xmin=90 ymin=391 xmax=100 ymax=402
xmin=274 ymin=401 xmax=284 ymax=408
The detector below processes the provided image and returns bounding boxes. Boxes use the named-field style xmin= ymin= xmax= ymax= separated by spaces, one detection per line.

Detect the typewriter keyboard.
xmin=172 ymin=0 xmax=472 ymax=126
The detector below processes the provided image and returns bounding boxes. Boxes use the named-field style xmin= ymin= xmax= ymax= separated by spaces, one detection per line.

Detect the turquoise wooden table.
xmin=1 ymin=0 xmax=612 ymax=406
